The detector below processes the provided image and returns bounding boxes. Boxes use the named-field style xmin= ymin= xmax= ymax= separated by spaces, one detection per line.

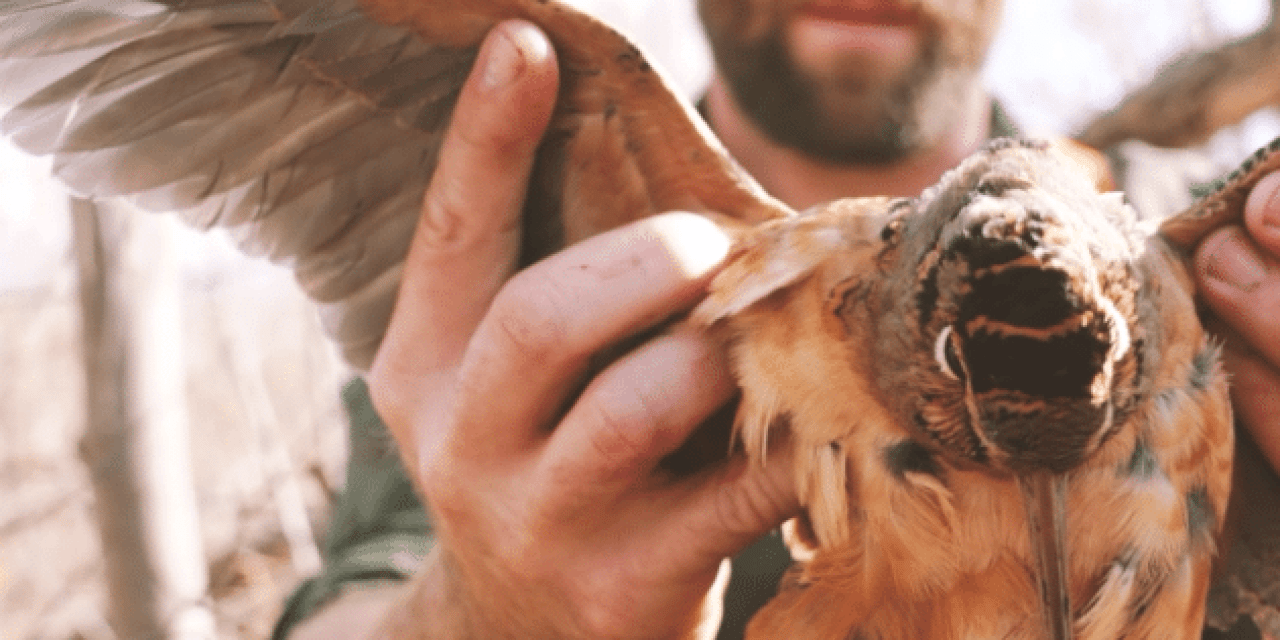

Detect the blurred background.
xmin=1 ymin=0 xmax=1278 ymax=637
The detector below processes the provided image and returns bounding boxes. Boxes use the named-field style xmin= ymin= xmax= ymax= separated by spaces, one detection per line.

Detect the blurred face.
xmin=698 ymin=0 xmax=1004 ymax=163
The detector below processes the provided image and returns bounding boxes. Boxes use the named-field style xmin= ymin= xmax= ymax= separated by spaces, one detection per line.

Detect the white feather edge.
xmin=694 ymin=222 xmax=846 ymax=323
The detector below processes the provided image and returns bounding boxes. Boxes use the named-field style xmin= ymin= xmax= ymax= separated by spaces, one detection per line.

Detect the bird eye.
xmin=934 ymin=325 xmax=964 ymax=381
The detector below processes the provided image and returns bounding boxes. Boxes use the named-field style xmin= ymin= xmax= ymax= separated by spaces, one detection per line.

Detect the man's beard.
xmin=699 ymin=3 xmax=994 ymax=165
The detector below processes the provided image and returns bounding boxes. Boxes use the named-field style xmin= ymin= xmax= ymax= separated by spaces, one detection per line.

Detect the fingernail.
xmin=482 ymin=23 xmax=546 ymax=90
xmin=1248 ymin=171 xmax=1280 ymax=232
xmin=1201 ymin=227 xmax=1268 ymax=292
xmin=482 ymin=30 xmax=523 ymax=90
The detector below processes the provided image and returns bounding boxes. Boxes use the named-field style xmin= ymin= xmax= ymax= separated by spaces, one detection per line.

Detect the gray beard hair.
xmin=710 ymin=32 xmax=978 ymax=165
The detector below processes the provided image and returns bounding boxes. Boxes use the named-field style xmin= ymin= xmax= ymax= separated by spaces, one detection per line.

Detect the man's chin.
xmin=772 ymin=90 xmax=919 ymax=165
xmin=728 ymin=71 xmax=926 ymax=165
xmin=779 ymin=128 xmax=916 ymax=166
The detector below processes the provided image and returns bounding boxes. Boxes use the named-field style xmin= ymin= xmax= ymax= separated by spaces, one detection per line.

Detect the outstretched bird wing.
xmin=0 ymin=0 xmax=790 ymax=368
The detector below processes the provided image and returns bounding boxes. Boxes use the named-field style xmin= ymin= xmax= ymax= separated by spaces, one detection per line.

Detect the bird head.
xmin=872 ymin=138 xmax=1145 ymax=475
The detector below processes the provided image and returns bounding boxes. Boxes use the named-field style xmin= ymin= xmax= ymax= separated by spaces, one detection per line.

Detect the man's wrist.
xmin=368 ymin=547 xmax=479 ymax=639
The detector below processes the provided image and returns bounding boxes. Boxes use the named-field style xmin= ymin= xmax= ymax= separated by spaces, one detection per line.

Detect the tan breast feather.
xmin=3 ymin=1 xmax=1280 ymax=637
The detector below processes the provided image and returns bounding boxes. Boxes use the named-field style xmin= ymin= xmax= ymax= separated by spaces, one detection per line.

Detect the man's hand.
xmin=365 ymin=20 xmax=799 ymax=639
xmin=1195 ymin=171 xmax=1280 ymax=473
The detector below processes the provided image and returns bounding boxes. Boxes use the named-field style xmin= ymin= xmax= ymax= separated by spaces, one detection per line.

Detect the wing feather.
xmin=1155 ymin=136 xmax=1280 ymax=638
xmin=1158 ymin=137 xmax=1280 ymax=252
xmin=1207 ymin=434 xmax=1280 ymax=638
xmin=1 ymin=0 xmax=788 ymax=369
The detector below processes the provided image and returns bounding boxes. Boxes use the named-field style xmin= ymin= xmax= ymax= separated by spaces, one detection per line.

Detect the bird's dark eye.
xmin=934 ymin=325 xmax=965 ymax=381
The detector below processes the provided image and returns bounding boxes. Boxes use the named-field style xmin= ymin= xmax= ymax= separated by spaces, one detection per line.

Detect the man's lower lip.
xmin=788 ymin=12 xmax=922 ymax=59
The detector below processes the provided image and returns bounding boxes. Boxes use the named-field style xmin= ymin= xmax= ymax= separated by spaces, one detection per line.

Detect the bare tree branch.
xmin=1077 ymin=0 xmax=1280 ymax=149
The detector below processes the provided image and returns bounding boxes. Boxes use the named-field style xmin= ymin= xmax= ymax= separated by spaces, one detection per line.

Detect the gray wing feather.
xmin=0 ymin=0 xmax=788 ymax=370
xmin=0 ymin=0 xmax=463 ymax=368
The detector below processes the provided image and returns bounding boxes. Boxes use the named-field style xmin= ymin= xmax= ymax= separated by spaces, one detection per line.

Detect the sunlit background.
xmin=1 ymin=0 xmax=1277 ymax=637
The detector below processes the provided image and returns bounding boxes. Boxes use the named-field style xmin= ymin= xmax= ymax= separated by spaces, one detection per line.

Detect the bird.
xmin=1 ymin=0 xmax=1278 ymax=637
xmin=697 ymin=136 xmax=1280 ymax=639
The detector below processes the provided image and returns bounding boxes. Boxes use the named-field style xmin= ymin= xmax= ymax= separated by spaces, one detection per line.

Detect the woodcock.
xmin=698 ymin=136 xmax=1280 ymax=639
xmin=1 ymin=0 xmax=1278 ymax=638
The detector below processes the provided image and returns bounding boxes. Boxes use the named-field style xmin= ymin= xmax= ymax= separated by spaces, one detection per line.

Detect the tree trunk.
xmin=72 ymin=197 xmax=216 ymax=639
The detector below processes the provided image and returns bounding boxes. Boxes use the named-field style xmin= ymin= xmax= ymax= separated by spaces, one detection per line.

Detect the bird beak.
xmin=1018 ymin=471 xmax=1074 ymax=640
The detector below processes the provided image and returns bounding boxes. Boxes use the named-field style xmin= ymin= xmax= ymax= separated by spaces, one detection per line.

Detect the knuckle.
xmin=418 ymin=177 xmax=521 ymax=262
xmin=417 ymin=176 xmax=518 ymax=259
xmin=416 ymin=192 xmax=470 ymax=252
xmin=416 ymin=453 xmax=471 ymax=518
xmin=712 ymin=473 xmax=787 ymax=540
xmin=486 ymin=272 xmax=576 ymax=361
xmin=584 ymin=385 xmax=663 ymax=471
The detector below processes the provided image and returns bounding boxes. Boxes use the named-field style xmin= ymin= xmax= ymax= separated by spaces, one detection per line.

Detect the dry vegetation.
xmin=0 ymin=246 xmax=351 ymax=639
